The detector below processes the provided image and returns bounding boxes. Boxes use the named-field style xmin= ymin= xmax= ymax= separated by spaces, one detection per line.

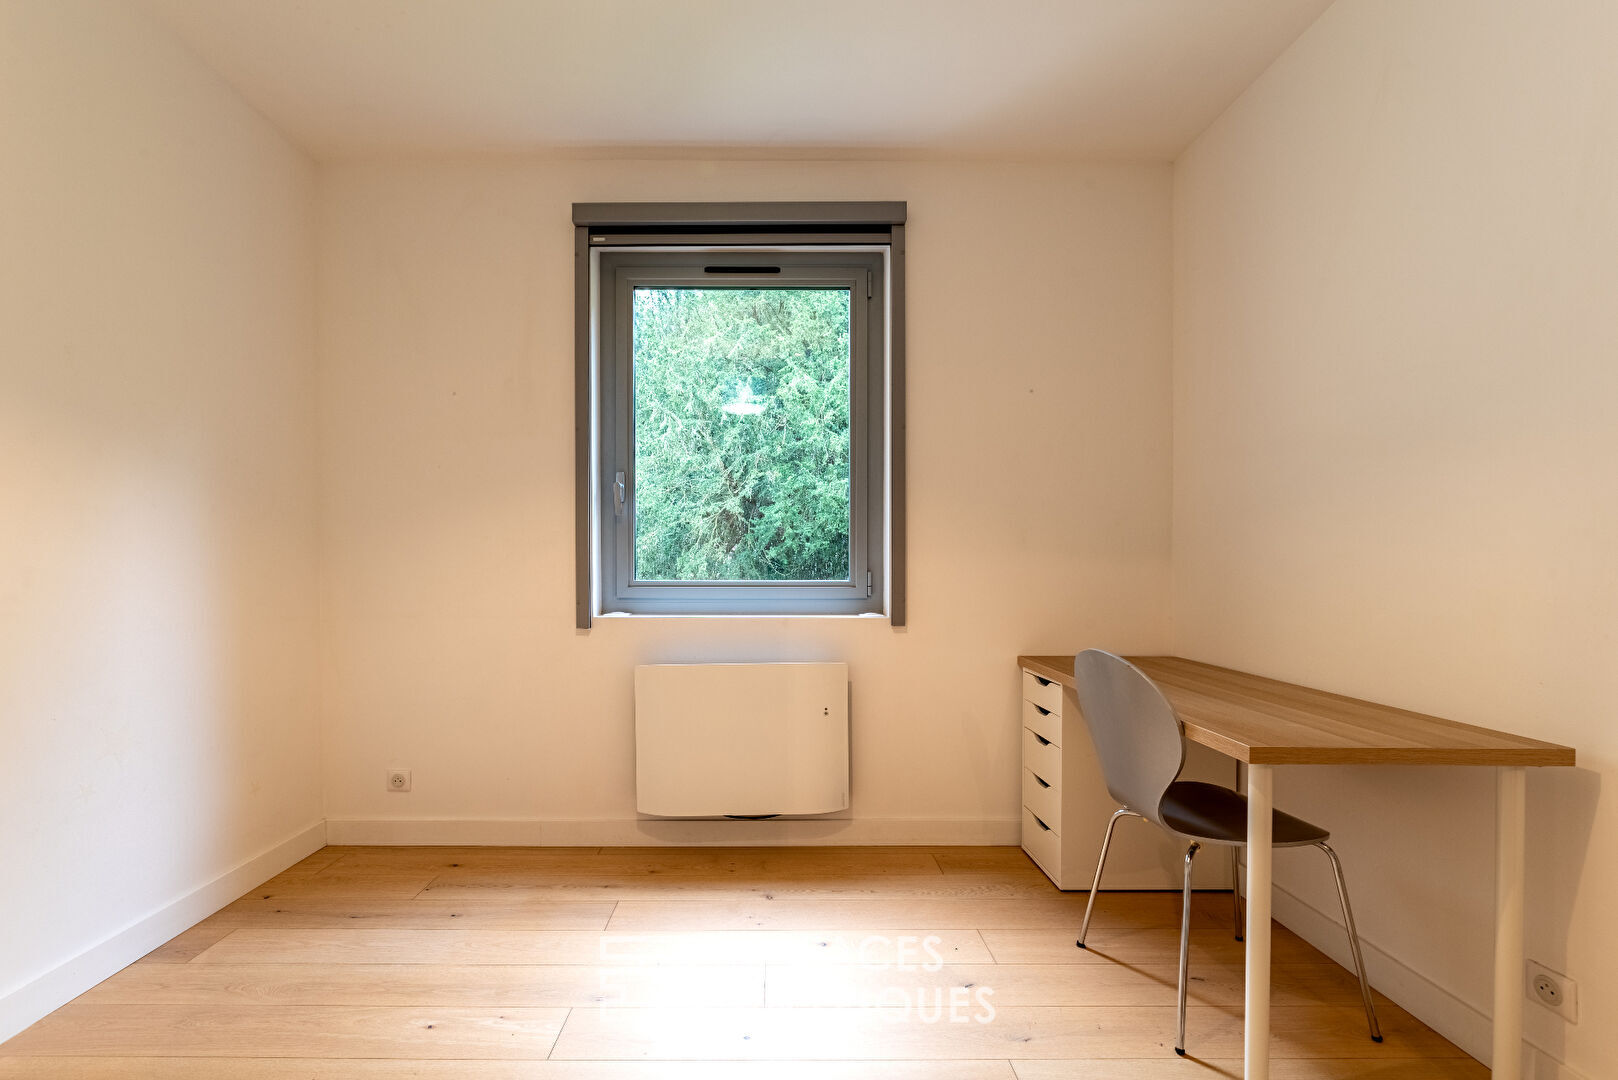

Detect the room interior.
xmin=1 ymin=1 xmax=1612 ymax=1078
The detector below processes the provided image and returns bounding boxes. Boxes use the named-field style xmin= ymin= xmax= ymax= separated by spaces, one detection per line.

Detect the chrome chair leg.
xmin=1318 ymin=842 xmax=1383 ymax=1042
xmin=1176 ymin=841 xmax=1201 ymax=1056
xmin=1229 ymin=846 xmax=1245 ymax=941
xmin=1077 ymin=807 xmax=1138 ymax=948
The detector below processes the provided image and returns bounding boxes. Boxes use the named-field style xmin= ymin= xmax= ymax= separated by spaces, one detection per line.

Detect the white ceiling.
xmin=143 ymin=0 xmax=1332 ymax=161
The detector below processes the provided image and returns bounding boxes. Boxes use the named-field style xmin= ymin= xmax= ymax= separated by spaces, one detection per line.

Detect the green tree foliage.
xmin=632 ymin=287 xmax=851 ymax=581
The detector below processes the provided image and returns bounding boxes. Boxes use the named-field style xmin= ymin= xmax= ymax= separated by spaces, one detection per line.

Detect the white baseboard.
xmin=324 ymin=816 xmax=1021 ymax=847
xmin=0 ymin=819 xmax=326 ymax=1045
xmin=1528 ymin=1054 xmax=1594 ymax=1080
xmin=1270 ymin=882 xmax=1587 ymax=1080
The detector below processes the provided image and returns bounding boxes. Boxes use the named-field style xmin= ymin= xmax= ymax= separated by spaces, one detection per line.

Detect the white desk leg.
xmin=1493 ymin=766 xmax=1526 ymax=1080
xmin=1245 ymin=763 xmax=1273 ymax=1080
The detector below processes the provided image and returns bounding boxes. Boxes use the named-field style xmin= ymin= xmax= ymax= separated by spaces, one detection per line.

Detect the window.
xmin=574 ymin=203 xmax=905 ymax=623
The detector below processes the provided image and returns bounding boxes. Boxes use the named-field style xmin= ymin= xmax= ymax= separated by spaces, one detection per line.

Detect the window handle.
xmin=614 ymin=471 xmax=626 ymax=517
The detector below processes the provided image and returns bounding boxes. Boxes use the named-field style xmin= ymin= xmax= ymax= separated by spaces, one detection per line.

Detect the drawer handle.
xmin=1033 ymin=676 xmax=1052 ymax=687
xmin=1033 ymin=704 xmax=1050 ymax=716
xmin=1030 ymin=813 xmax=1052 ymax=831
xmin=1032 ymin=774 xmax=1050 ymax=788
xmin=1033 ymin=733 xmax=1051 ymax=746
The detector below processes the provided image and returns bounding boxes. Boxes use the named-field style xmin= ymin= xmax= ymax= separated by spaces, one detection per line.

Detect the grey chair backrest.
xmin=1073 ymin=650 xmax=1185 ymax=829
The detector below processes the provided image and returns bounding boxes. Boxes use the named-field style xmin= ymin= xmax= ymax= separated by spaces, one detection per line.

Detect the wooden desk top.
xmin=1018 ymin=654 xmax=1576 ymax=767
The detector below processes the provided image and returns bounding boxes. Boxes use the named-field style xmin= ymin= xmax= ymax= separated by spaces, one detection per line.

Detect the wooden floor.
xmin=0 ymin=845 xmax=1483 ymax=1078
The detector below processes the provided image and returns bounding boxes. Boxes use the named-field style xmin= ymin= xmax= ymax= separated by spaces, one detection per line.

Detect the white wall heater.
xmin=635 ymin=662 xmax=850 ymax=818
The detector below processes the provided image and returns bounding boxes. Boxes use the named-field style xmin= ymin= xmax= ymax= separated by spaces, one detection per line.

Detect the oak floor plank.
xmin=275 ymin=859 xmax=951 ymax=892
xmin=548 ymin=1004 xmax=1463 ymax=1060
xmin=79 ymin=963 xmax=765 ymax=1008
xmin=328 ymin=845 xmax=932 ymax=864
xmin=211 ymin=897 xmax=616 ymax=930
xmin=415 ymin=875 xmax=1060 ymax=902
xmin=0 ymin=1005 xmax=567 ymax=1059
xmin=606 ymin=893 xmax=1234 ymax=932
xmin=980 ymin=926 xmax=1323 ymax=965
xmin=323 ymin=845 xmax=604 ymax=861
xmin=134 ymin=923 xmax=237 ymax=963
xmin=248 ymin=872 xmax=441 ymax=900
xmin=933 ymin=850 xmax=1059 ymax=873
xmin=764 ymin=961 xmax=1378 ymax=1008
xmin=423 ymin=852 xmax=946 ymax=878
xmin=1012 ymin=1061 xmax=1486 ymax=1079
xmin=275 ymin=849 xmax=349 ymax=876
xmin=606 ymin=845 xmax=948 ymax=854
xmin=0 ymin=1060 xmax=1019 ymax=1080
xmin=192 ymin=928 xmax=994 ymax=966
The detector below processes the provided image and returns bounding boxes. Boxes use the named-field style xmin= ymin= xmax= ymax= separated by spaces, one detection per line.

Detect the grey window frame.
xmin=573 ymin=202 xmax=907 ymax=626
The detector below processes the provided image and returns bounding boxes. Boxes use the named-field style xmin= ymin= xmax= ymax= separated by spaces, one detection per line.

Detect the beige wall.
xmin=22 ymin=0 xmax=1615 ymax=1069
xmin=1174 ymin=1 xmax=1617 ymax=1074
xmin=317 ymin=158 xmax=1175 ymax=842
xmin=0 ymin=0 xmax=322 ymax=1037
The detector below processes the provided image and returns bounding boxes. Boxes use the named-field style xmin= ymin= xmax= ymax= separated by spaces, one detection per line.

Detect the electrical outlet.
xmin=387 ymin=769 xmax=412 ymax=793
xmin=1526 ymin=960 xmax=1577 ymax=1022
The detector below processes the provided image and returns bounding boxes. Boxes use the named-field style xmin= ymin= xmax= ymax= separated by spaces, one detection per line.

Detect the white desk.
xmin=1019 ymin=654 xmax=1577 ymax=1080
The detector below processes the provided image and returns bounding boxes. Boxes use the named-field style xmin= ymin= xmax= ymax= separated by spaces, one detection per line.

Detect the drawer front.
xmin=1022 ymin=767 xmax=1061 ymax=833
xmin=1021 ymin=669 xmax=1064 ymax=715
xmin=1022 ymin=805 xmax=1061 ymax=879
xmin=1021 ymin=696 xmax=1061 ymax=746
xmin=1023 ymin=727 xmax=1062 ymax=788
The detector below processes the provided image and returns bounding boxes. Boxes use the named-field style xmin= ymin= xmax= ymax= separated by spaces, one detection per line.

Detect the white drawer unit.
xmin=1022 ymin=726 xmax=1062 ymax=788
xmin=1021 ymin=806 xmax=1061 ymax=877
xmin=1021 ymin=697 xmax=1061 ymax=745
xmin=1021 ymin=669 xmax=1064 ymax=714
xmin=1022 ymin=767 xmax=1061 ymax=828
xmin=1019 ymin=664 xmax=1234 ymax=890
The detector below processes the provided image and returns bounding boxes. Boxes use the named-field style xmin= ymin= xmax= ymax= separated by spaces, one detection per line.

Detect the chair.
xmin=1070 ymin=649 xmax=1381 ymax=1056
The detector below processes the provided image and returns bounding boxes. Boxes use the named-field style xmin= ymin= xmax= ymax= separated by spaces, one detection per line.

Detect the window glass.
xmin=631 ymin=287 xmax=853 ymax=583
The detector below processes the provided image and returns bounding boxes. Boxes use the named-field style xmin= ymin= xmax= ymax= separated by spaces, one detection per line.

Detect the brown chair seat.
xmin=1158 ymin=780 xmax=1330 ymax=848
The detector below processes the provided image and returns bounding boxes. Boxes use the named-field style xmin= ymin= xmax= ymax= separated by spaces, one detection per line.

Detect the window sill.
xmin=590 ymin=611 xmax=891 ymax=621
